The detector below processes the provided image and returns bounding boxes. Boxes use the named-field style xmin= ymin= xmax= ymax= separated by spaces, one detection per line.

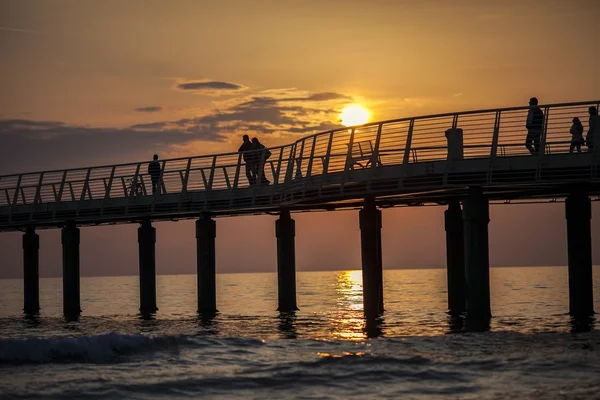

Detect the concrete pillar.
xmin=445 ymin=200 xmax=465 ymax=315
xmin=359 ymin=198 xmax=384 ymax=319
xmin=565 ymin=190 xmax=594 ymax=316
xmin=138 ymin=218 xmax=158 ymax=313
xmin=61 ymin=221 xmax=80 ymax=317
xmin=196 ymin=213 xmax=217 ymax=313
xmin=462 ymin=187 xmax=491 ymax=318
xmin=22 ymin=227 xmax=40 ymax=314
xmin=276 ymin=210 xmax=298 ymax=311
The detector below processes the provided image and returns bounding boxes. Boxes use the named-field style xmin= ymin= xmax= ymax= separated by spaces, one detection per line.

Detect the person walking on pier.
xmin=251 ymin=137 xmax=271 ymax=185
xmin=148 ymin=154 xmax=161 ymax=194
xmin=525 ymin=97 xmax=544 ymax=155
xmin=587 ymin=106 xmax=598 ymax=152
xmin=238 ymin=134 xmax=256 ymax=185
xmin=569 ymin=117 xmax=584 ymax=153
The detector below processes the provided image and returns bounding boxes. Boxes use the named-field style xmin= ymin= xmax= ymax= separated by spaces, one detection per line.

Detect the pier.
xmin=1 ymin=101 xmax=598 ymax=320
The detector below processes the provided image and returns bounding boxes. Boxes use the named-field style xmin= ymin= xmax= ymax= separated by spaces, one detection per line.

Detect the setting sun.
xmin=340 ymin=104 xmax=370 ymax=127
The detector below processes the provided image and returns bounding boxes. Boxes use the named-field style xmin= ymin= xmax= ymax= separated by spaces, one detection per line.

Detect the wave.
xmin=0 ymin=332 xmax=183 ymax=364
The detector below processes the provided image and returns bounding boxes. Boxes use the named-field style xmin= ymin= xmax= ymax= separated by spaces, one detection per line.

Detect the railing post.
xmin=57 ymin=171 xmax=67 ymax=202
xmin=80 ymin=168 xmax=92 ymax=201
xmin=539 ymin=106 xmax=550 ymax=157
xmin=296 ymin=139 xmax=306 ymax=179
xmin=207 ymin=156 xmax=217 ymax=190
xmin=284 ymin=144 xmax=297 ymax=184
xmin=402 ymin=119 xmax=415 ymax=165
xmin=182 ymin=158 xmax=192 ymax=192
xmin=129 ymin=164 xmax=141 ymax=197
xmin=273 ymin=147 xmax=285 ymax=184
xmin=306 ymin=137 xmax=317 ymax=177
xmin=344 ymin=128 xmax=356 ymax=171
xmin=158 ymin=160 xmax=167 ymax=194
xmin=323 ymin=131 xmax=334 ymax=174
xmin=233 ymin=153 xmax=242 ymax=189
xmin=104 ymin=166 xmax=116 ymax=199
xmin=34 ymin=173 xmax=44 ymax=204
xmin=12 ymin=174 xmax=22 ymax=206
xmin=371 ymin=123 xmax=383 ymax=169
xmin=489 ymin=111 xmax=501 ymax=160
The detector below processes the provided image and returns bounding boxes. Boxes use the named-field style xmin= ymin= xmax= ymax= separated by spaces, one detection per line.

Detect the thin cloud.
xmin=175 ymin=80 xmax=247 ymax=95
xmin=135 ymin=106 xmax=163 ymax=113
xmin=0 ymin=26 xmax=46 ymax=35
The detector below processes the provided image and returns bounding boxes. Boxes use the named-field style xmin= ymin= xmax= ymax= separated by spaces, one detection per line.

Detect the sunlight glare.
xmin=340 ymin=104 xmax=370 ymax=127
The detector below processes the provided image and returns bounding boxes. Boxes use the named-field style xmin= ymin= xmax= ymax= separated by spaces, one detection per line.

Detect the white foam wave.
xmin=0 ymin=332 xmax=180 ymax=364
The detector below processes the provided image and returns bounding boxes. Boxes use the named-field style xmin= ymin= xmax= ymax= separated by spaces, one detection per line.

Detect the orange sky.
xmin=0 ymin=0 xmax=599 ymax=278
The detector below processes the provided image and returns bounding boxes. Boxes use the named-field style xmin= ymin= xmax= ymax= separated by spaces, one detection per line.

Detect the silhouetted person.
xmin=587 ymin=106 xmax=598 ymax=152
xmin=251 ymin=137 xmax=271 ymax=184
xmin=238 ymin=134 xmax=256 ymax=185
xmin=525 ymin=97 xmax=544 ymax=155
xmin=148 ymin=154 xmax=161 ymax=194
xmin=569 ymin=117 xmax=584 ymax=153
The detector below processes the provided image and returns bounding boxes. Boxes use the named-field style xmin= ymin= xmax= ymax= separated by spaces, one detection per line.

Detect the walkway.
xmin=1 ymin=100 xmax=599 ymax=232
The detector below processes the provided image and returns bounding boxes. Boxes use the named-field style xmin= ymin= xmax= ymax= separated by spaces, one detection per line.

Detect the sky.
xmin=0 ymin=0 xmax=599 ymax=279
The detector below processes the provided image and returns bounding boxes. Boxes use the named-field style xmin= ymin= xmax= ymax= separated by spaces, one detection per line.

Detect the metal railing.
xmin=1 ymin=100 xmax=598 ymax=210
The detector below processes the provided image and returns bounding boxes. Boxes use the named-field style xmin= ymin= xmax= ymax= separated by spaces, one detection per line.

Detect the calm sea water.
xmin=0 ymin=267 xmax=599 ymax=399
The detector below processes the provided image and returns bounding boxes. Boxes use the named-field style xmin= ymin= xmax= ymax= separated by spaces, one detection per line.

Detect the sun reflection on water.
xmin=330 ymin=270 xmax=368 ymax=341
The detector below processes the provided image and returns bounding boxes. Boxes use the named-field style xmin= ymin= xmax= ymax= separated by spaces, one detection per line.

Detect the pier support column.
xmin=23 ymin=227 xmax=40 ymax=314
xmin=445 ymin=200 xmax=465 ymax=315
xmin=276 ymin=210 xmax=298 ymax=312
xmin=61 ymin=221 xmax=80 ymax=317
xmin=196 ymin=213 xmax=217 ymax=313
xmin=138 ymin=218 xmax=158 ymax=313
xmin=565 ymin=190 xmax=594 ymax=316
xmin=462 ymin=187 xmax=491 ymax=318
xmin=359 ymin=198 xmax=384 ymax=319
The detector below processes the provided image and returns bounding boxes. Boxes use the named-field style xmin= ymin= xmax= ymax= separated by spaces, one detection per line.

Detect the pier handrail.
xmin=1 ymin=100 xmax=598 ymax=210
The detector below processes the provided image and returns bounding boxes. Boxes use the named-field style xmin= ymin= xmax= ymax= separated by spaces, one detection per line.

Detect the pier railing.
xmin=1 ymin=100 xmax=598 ymax=209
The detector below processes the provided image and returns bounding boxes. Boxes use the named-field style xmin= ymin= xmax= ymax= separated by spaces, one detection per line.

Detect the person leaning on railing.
xmin=587 ymin=106 xmax=598 ymax=153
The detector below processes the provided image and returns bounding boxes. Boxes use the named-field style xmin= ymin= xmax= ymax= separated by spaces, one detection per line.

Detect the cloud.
xmin=135 ymin=106 xmax=163 ymax=113
xmin=0 ymin=26 xmax=46 ymax=35
xmin=0 ymin=119 xmax=226 ymax=174
xmin=0 ymin=87 xmax=353 ymax=173
xmin=175 ymin=80 xmax=247 ymax=95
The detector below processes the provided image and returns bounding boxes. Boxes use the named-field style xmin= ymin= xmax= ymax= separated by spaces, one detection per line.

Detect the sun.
xmin=340 ymin=104 xmax=371 ymax=127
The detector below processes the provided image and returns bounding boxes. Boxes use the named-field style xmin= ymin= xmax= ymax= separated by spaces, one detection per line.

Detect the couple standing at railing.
xmin=238 ymin=135 xmax=271 ymax=185
xmin=525 ymin=97 xmax=598 ymax=155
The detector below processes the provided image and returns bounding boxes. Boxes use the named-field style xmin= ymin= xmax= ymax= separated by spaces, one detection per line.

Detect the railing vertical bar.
xmin=323 ymin=131 xmax=334 ymax=174
xmin=80 ymin=168 xmax=91 ymax=201
xmin=34 ymin=172 xmax=44 ymax=204
xmin=273 ymin=147 xmax=284 ymax=184
xmin=158 ymin=160 xmax=167 ymax=194
xmin=200 ymin=169 xmax=209 ymax=190
xmin=284 ymin=144 xmax=297 ymax=184
xmin=223 ymin=167 xmax=231 ymax=190
xmin=233 ymin=153 xmax=242 ymax=189
xmin=371 ymin=123 xmax=383 ymax=169
xmin=68 ymin=183 xmax=75 ymax=201
xmin=12 ymin=175 xmax=22 ymax=206
xmin=130 ymin=164 xmax=141 ymax=197
xmin=182 ymin=158 xmax=192 ymax=192
xmin=57 ymin=171 xmax=67 ymax=202
xmin=402 ymin=119 xmax=415 ymax=165
xmin=296 ymin=139 xmax=306 ymax=179
xmin=344 ymin=128 xmax=357 ymax=172
xmin=306 ymin=137 xmax=317 ymax=177
xmin=105 ymin=166 xmax=116 ymax=199
xmin=207 ymin=156 xmax=217 ymax=190
xmin=490 ymin=111 xmax=501 ymax=159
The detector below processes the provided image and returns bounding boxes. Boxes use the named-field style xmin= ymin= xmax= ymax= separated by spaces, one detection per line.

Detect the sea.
xmin=0 ymin=267 xmax=599 ymax=399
